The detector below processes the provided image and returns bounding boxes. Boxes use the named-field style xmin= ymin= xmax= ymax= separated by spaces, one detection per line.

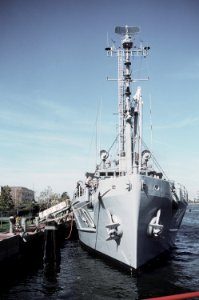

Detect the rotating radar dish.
xmin=115 ymin=26 xmax=140 ymax=36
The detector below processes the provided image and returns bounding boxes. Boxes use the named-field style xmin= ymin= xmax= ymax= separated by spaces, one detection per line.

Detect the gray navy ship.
xmin=72 ymin=26 xmax=188 ymax=270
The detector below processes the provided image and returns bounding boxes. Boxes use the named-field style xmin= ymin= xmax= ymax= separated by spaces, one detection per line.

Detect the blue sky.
xmin=0 ymin=0 xmax=198 ymax=199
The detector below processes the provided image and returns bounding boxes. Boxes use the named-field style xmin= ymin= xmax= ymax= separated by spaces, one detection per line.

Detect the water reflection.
xmin=0 ymin=205 xmax=198 ymax=299
xmin=43 ymin=262 xmax=60 ymax=294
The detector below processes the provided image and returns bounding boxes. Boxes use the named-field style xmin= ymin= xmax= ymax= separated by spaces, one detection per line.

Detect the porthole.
xmin=154 ymin=185 xmax=159 ymax=191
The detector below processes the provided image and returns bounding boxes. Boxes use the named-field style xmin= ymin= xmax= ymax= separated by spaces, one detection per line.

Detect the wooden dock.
xmin=0 ymin=233 xmax=21 ymax=263
xmin=0 ymin=200 xmax=77 ymax=266
xmin=0 ymin=219 xmax=45 ymax=265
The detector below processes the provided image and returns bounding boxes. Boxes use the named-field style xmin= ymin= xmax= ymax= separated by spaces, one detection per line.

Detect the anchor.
xmin=147 ymin=209 xmax=163 ymax=237
xmin=106 ymin=214 xmax=123 ymax=241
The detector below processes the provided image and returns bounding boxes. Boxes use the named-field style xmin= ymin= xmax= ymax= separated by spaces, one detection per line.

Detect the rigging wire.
xmin=95 ymin=134 xmax=119 ymax=172
xmin=86 ymin=99 xmax=102 ymax=170
xmin=141 ymin=139 xmax=169 ymax=180
xmin=145 ymin=57 xmax=153 ymax=152
xmin=142 ymin=55 xmax=169 ymax=180
xmin=149 ymin=92 xmax=153 ymax=152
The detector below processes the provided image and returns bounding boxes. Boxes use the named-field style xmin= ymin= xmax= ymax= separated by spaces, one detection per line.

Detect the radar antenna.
xmin=115 ymin=25 xmax=140 ymax=36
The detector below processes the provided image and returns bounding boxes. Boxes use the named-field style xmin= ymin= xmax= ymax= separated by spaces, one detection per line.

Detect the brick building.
xmin=10 ymin=186 xmax=35 ymax=206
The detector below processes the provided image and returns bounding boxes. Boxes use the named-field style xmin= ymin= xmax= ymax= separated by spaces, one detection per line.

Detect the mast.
xmin=106 ymin=25 xmax=150 ymax=175
xmin=117 ymin=48 xmax=125 ymax=174
xmin=119 ymin=26 xmax=134 ymax=174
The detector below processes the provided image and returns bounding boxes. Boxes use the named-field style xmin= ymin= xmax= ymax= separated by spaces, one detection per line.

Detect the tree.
xmin=61 ymin=192 xmax=70 ymax=201
xmin=0 ymin=186 xmax=14 ymax=212
xmin=37 ymin=186 xmax=67 ymax=210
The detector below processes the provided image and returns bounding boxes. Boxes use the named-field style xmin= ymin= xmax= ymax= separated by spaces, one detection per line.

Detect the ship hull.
xmin=73 ymin=174 xmax=187 ymax=270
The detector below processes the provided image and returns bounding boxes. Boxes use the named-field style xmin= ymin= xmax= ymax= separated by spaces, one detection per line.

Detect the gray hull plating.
xmin=73 ymin=174 xmax=187 ymax=269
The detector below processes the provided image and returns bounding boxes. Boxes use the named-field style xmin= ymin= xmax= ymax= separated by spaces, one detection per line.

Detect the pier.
xmin=0 ymin=200 xmax=76 ymax=266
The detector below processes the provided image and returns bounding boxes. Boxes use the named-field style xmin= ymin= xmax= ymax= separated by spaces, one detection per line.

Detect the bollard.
xmin=35 ymin=216 xmax=39 ymax=227
xmin=21 ymin=217 xmax=27 ymax=232
xmin=9 ymin=216 xmax=15 ymax=234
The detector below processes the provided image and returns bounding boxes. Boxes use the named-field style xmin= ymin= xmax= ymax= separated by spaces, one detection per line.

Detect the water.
xmin=0 ymin=204 xmax=198 ymax=300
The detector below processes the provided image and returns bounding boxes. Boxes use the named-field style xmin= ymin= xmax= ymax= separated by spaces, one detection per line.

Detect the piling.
xmin=43 ymin=214 xmax=60 ymax=266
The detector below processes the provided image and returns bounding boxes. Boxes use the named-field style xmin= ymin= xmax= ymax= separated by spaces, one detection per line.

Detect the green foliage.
xmin=0 ymin=186 xmax=14 ymax=212
xmin=37 ymin=186 xmax=70 ymax=211
xmin=0 ymin=222 xmax=9 ymax=232
xmin=61 ymin=192 xmax=70 ymax=201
